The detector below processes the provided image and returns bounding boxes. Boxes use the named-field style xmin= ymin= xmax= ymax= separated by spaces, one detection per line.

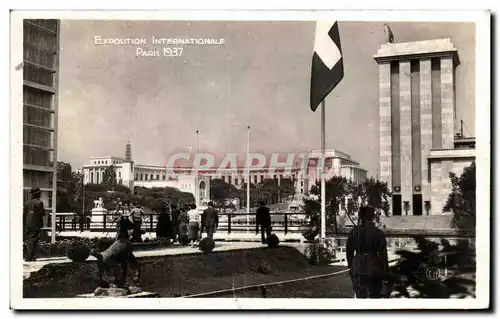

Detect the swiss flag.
xmin=310 ymin=21 xmax=344 ymax=112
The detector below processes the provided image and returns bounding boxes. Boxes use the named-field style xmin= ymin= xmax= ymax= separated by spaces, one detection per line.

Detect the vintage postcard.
xmin=10 ymin=9 xmax=490 ymax=310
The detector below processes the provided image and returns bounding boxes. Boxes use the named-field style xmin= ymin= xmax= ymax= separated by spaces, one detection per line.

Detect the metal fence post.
xmin=284 ymin=214 xmax=288 ymax=235
xmin=150 ymin=215 xmax=154 ymax=232
xmin=228 ymin=214 xmax=232 ymax=234
xmin=103 ymin=214 xmax=106 ymax=229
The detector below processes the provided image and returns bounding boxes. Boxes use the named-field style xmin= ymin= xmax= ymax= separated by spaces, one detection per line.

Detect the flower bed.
xmin=23 ymin=237 xmax=168 ymax=259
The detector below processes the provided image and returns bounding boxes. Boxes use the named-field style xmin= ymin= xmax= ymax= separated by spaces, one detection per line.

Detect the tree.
xmin=279 ymin=178 xmax=296 ymax=201
xmin=210 ymin=179 xmax=239 ymax=208
xmin=102 ymin=165 xmax=117 ymax=190
xmin=443 ymin=161 xmax=476 ymax=233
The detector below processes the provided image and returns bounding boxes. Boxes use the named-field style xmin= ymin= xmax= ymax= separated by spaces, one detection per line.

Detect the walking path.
xmin=50 ymin=230 xmax=305 ymax=242
xmin=23 ymin=241 xmax=303 ymax=279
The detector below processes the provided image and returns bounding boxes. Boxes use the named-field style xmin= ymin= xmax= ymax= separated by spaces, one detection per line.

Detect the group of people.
xmin=155 ymin=202 xmax=220 ymax=248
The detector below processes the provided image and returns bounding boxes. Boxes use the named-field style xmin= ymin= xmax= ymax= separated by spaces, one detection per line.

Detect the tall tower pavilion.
xmin=374 ymin=39 xmax=461 ymax=216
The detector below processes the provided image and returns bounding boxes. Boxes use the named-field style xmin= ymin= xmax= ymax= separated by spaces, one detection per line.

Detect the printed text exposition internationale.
xmin=94 ymin=36 xmax=226 ymax=46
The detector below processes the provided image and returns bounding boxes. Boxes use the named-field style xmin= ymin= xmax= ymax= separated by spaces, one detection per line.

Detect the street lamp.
xmin=403 ymin=201 xmax=410 ymax=215
xmin=424 ymin=201 xmax=431 ymax=216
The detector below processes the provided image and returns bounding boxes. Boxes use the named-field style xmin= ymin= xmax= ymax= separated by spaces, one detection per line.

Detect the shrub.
xmin=199 ymin=237 xmax=215 ymax=253
xmin=178 ymin=234 xmax=189 ymax=245
xmin=66 ymin=242 xmax=90 ymax=262
xmin=267 ymin=234 xmax=280 ymax=248
xmin=304 ymin=239 xmax=336 ymax=265
xmin=302 ymin=229 xmax=319 ymax=241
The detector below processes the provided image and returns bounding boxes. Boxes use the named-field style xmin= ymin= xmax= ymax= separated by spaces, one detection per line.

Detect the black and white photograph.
xmin=9 ymin=10 xmax=490 ymax=310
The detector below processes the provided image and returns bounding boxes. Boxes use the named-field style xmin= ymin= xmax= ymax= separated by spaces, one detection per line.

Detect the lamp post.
xmin=403 ymin=201 xmax=410 ymax=216
xmin=424 ymin=201 xmax=431 ymax=216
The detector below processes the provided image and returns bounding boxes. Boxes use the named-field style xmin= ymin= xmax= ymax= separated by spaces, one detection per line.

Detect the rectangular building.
xmin=23 ymin=19 xmax=60 ymax=224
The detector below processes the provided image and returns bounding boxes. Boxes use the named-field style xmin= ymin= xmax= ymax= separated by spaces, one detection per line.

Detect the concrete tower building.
xmin=375 ymin=38 xmax=475 ymax=216
xmin=23 ymin=19 xmax=60 ymax=225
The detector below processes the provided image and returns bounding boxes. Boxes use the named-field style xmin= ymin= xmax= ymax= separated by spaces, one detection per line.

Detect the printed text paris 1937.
xmin=94 ymin=35 xmax=226 ymax=57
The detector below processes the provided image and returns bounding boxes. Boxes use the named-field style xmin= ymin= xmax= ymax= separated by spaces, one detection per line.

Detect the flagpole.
xmin=246 ymin=126 xmax=250 ymax=233
xmin=196 ymin=130 xmax=200 ymax=208
xmin=320 ymin=100 xmax=326 ymax=243
xmin=82 ymin=176 xmax=85 ymax=230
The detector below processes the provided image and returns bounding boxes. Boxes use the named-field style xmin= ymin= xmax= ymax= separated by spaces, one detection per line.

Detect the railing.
xmin=50 ymin=211 xmax=313 ymax=235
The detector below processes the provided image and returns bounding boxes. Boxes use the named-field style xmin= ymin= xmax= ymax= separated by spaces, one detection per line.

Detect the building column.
xmin=379 ymin=63 xmax=392 ymax=193
xmin=420 ymin=59 xmax=433 ymax=212
xmin=399 ymin=61 xmax=413 ymax=214
xmin=440 ymin=57 xmax=455 ymax=149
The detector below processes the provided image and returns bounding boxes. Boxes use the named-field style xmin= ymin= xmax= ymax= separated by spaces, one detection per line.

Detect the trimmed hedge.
xmin=66 ymin=243 xmax=90 ymax=262
xmin=267 ymin=234 xmax=280 ymax=248
xmin=199 ymin=237 xmax=215 ymax=253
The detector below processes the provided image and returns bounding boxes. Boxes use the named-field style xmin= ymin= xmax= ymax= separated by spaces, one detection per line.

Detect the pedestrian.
xmin=187 ymin=204 xmax=200 ymax=248
xmin=255 ymin=201 xmax=272 ymax=244
xmin=156 ymin=205 xmax=172 ymax=242
xmin=23 ymin=188 xmax=45 ymax=261
xmin=346 ymin=206 xmax=390 ymax=298
xmin=177 ymin=207 xmax=189 ymax=243
xmin=200 ymin=202 xmax=219 ymax=240
xmin=130 ymin=203 xmax=144 ymax=243
xmin=170 ymin=203 xmax=180 ymax=243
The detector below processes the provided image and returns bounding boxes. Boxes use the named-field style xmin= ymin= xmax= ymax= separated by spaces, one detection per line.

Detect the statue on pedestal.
xmin=90 ymin=215 xmax=142 ymax=297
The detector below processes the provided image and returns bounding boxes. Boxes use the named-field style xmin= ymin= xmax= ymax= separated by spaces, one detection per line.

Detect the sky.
xmin=57 ymin=20 xmax=476 ymax=176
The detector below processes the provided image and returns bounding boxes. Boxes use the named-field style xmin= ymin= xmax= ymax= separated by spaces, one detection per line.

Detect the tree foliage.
xmin=303 ymin=176 xmax=391 ymax=227
xmin=443 ymin=161 xmax=476 ymax=233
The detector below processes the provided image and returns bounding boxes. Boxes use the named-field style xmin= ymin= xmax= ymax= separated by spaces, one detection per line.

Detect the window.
xmin=135 ymin=173 xmax=138 ymax=180
xmin=156 ymin=175 xmax=159 ymax=180
xmin=23 ymin=87 xmax=53 ymax=109
xmin=23 ymin=106 xmax=51 ymax=127
xmin=235 ymin=178 xmax=239 ymax=185
xmin=392 ymin=195 xmax=402 ymax=216
xmin=413 ymin=194 xmax=423 ymax=216
xmin=162 ymin=175 xmax=166 ymax=180
xmin=90 ymin=172 xmax=94 ymax=183
xmin=140 ymin=174 xmax=143 ymax=180
xmin=150 ymin=174 xmax=153 ymax=180
xmin=228 ymin=176 xmax=232 ymax=184
xmin=23 ymin=26 xmax=57 ymax=53
xmin=253 ymin=175 xmax=257 ymax=184
xmin=23 ymin=145 xmax=51 ymax=166
xmin=24 ymin=126 xmax=51 ymax=147
xmin=24 ymin=63 xmax=54 ymax=87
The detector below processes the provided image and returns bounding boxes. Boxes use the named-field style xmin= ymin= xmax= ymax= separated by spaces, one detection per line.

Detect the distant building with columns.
xmin=81 ymin=144 xmax=367 ymax=206
xmin=375 ymin=38 xmax=475 ymax=216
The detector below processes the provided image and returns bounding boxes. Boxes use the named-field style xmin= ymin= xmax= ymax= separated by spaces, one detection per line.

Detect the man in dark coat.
xmin=23 ymin=188 xmax=46 ymax=261
xmin=346 ymin=206 xmax=389 ymax=298
xmin=170 ymin=203 xmax=180 ymax=243
xmin=200 ymin=202 xmax=219 ymax=239
xmin=156 ymin=206 xmax=172 ymax=241
xmin=255 ymin=201 xmax=272 ymax=244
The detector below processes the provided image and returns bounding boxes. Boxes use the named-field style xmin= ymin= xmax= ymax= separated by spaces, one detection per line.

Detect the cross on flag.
xmin=310 ymin=21 xmax=344 ymax=112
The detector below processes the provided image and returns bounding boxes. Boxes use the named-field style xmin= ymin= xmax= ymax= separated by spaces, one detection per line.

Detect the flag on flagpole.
xmin=73 ymin=175 xmax=84 ymax=201
xmin=310 ymin=21 xmax=344 ymax=112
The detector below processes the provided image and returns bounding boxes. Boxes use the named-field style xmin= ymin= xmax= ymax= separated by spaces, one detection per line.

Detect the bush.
xmin=178 ymin=234 xmax=189 ymax=245
xmin=304 ymin=239 xmax=336 ymax=265
xmin=267 ymin=234 xmax=280 ymax=248
xmin=199 ymin=237 xmax=215 ymax=253
xmin=302 ymin=229 xmax=319 ymax=241
xmin=66 ymin=242 xmax=90 ymax=262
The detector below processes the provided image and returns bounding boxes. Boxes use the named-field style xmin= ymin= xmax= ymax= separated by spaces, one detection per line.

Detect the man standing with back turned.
xmin=23 ymin=188 xmax=45 ymax=261
xmin=346 ymin=206 xmax=389 ymax=298
xmin=256 ymin=201 xmax=272 ymax=244
xmin=201 ymin=202 xmax=219 ymax=240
